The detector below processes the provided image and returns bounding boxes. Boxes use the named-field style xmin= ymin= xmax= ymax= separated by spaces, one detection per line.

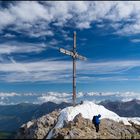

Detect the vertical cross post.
xmin=59 ymin=31 xmax=87 ymax=106
xmin=73 ymin=31 xmax=76 ymax=106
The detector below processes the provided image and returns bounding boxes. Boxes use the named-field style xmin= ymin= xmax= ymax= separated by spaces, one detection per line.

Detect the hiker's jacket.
xmin=92 ymin=115 xmax=101 ymax=125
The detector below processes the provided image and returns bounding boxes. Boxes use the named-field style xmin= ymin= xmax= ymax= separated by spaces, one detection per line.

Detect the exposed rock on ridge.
xmin=52 ymin=113 xmax=140 ymax=139
xmin=15 ymin=112 xmax=140 ymax=139
xmin=15 ymin=110 xmax=60 ymax=139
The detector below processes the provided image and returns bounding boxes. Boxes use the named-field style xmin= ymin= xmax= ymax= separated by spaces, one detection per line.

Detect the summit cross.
xmin=59 ymin=31 xmax=87 ymax=106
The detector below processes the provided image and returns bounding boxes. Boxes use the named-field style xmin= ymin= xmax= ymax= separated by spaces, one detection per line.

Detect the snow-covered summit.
xmin=47 ymin=101 xmax=140 ymax=139
xmin=55 ymin=101 xmax=130 ymax=128
xmin=16 ymin=101 xmax=140 ymax=139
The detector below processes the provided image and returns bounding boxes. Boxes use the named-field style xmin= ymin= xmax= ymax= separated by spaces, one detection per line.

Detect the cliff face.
xmin=15 ymin=112 xmax=140 ymax=139
xmin=15 ymin=110 xmax=60 ymax=139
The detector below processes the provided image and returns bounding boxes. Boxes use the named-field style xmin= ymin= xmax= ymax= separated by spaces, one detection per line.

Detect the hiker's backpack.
xmin=92 ymin=115 xmax=100 ymax=124
xmin=92 ymin=116 xmax=96 ymax=124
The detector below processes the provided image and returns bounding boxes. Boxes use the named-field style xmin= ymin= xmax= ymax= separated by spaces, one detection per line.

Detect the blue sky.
xmin=1 ymin=1 xmax=140 ymax=95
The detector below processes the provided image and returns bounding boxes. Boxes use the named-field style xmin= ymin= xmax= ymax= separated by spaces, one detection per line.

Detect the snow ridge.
xmin=47 ymin=101 xmax=140 ymax=139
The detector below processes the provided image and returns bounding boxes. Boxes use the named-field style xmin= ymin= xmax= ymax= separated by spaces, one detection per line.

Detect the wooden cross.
xmin=59 ymin=31 xmax=87 ymax=106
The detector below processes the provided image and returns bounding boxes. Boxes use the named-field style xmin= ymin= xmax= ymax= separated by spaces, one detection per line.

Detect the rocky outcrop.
xmin=15 ymin=110 xmax=60 ymax=139
xmin=52 ymin=113 xmax=140 ymax=139
xmin=15 ymin=112 xmax=140 ymax=139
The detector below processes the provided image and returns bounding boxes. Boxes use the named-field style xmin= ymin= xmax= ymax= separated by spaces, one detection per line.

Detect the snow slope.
xmin=47 ymin=101 xmax=140 ymax=139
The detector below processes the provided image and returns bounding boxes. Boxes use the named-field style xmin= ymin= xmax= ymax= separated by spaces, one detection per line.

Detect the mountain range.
xmin=100 ymin=99 xmax=140 ymax=117
xmin=0 ymin=102 xmax=71 ymax=132
xmin=0 ymin=99 xmax=140 ymax=133
xmin=15 ymin=101 xmax=140 ymax=139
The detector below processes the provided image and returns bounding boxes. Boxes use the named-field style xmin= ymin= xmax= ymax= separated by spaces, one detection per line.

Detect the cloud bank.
xmin=0 ymin=44 xmax=137 ymax=83
xmin=1 ymin=1 xmax=140 ymax=91
xmin=0 ymin=91 xmax=139 ymax=105
xmin=0 ymin=42 xmax=46 ymax=55
xmin=1 ymin=1 xmax=140 ymax=36
xmin=0 ymin=59 xmax=140 ymax=82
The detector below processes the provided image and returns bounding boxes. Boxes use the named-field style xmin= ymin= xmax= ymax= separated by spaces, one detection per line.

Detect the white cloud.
xmin=9 ymin=1 xmax=50 ymax=22
xmin=0 ymin=1 xmax=52 ymax=37
xmin=0 ymin=59 xmax=140 ymax=82
xmin=77 ymin=22 xmax=91 ymax=29
xmin=0 ymin=91 xmax=139 ymax=105
xmin=96 ymin=24 xmax=105 ymax=28
xmin=0 ymin=42 xmax=46 ymax=55
xmin=38 ymin=92 xmax=71 ymax=104
xmin=116 ymin=22 xmax=140 ymax=35
xmin=0 ymin=92 xmax=19 ymax=97
xmin=3 ymin=33 xmax=15 ymax=38
xmin=131 ymin=39 xmax=140 ymax=43
xmin=116 ymin=91 xmax=140 ymax=102
xmin=29 ymin=30 xmax=54 ymax=38
xmin=0 ymin=60 xmax=71 ymax=72
xmin=35 ymin=91 xmax=140 ymax=104
xmin=1 ymin=1 xmax=140 ymax=36
xmin=77 ymin=60 xmax=140 ymax=75
xmin=0 ymin=9 xmax=15 ymax=30
xmin=48 ymin=39 xmax=61 ymax=46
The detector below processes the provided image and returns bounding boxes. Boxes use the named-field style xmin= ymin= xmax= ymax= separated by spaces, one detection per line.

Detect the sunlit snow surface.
xmin=47 ymin=101 xmax=140 ymax=139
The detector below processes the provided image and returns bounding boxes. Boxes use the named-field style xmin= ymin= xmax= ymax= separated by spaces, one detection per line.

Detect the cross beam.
xmin=59 ymin=31 xmax=87 ymax=106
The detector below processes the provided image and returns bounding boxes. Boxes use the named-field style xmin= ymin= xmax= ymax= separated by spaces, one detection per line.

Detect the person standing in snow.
xmin=92 ymin=114 xmax=101 ymax=133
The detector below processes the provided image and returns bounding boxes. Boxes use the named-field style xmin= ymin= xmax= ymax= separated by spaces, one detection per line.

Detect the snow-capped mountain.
xmin=16 ymin=101 xmax=140 ymax=139
xmin=100 ymin=99 xmax=140 ymax=117
xmin=47 ymin=101 xmax=140 ymax=138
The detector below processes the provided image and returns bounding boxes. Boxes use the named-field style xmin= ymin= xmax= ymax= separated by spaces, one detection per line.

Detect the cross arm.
xmin=75 ymin=53 xmax=87 ymax=61
xmin=59 ymin=48 xmax=74 ymax=57
xmin=59 ymin=48 xmax=87 ymax=60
